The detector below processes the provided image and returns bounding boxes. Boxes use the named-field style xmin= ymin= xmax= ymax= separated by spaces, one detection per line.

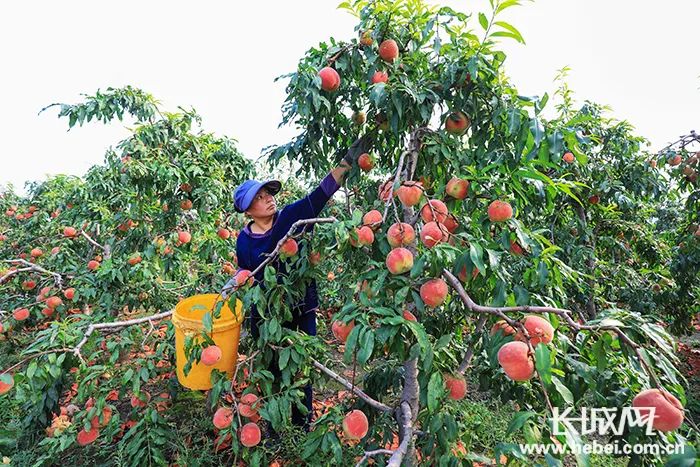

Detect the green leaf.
xmin=496 ymin=0 xmax=521 ymax=14
xmin=560 ymin=419 xmax=590 ymax=467
xmin=26 ymin=361 xmax=37 ymax=379
xmin=427 ymin=372 xmax=443 ymax=412
xmin=469 ymin=243 xmax=485 ymax=272
xmin=534 ymin=345 xmax=552 ymax=386
xmin=202 ymin=312 xmax=213 ymax=334
xmin=279 ymin=348 xmax=290 ymax=371
xmin=410 ymin=254 xmax=426 ymax=278
xmin=478 ymin=12 xmax=489 ymax=30
xmin=344 ymin=325 xmax=361 ymax=364
xmin=352 ymin=209 xmax=362 ymax=225
xmin=506 ymin=411 xmax=537 ymax=435
xmin=494 ymin=21 xmax=525 ymax=44
xmin=357 ymin=330 xmax=374 ymax=365
xmin=0 ymin=373 xmax=13 ymax=387
xmin=506 ymin=108 xmax=521 ymax=136
xmin=551 ymin=376 xmax=574 ymax=406
xmin=548 ymin=130 xmax=564 ymax=156
xmin=592 ymin=339 xmax=607 ymax=372
xmin=537 ymin=261 xmax=549 ymax=287
xmin=664 ymin=444 xmax=697 ymax=467
xmin=529 ymin=118 xmax=544 ymax=146
xmin=405 ymin=321 xmax=430 ymax=354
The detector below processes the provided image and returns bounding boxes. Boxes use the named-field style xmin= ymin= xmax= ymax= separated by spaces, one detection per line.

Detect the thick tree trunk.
xmin=393 ymin=129 xmax=423 ymax=465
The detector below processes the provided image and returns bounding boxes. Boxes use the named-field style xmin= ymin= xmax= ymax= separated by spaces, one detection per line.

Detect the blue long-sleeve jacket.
xmin=235 ymin=173 xmax=340 ymax=314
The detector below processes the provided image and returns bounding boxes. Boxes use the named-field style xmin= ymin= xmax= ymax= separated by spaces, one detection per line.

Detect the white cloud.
xmin=1 ymin=1 xmax=697 ymax=194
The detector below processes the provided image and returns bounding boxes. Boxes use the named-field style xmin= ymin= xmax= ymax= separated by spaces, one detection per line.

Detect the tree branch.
xmin=2 ymin=259 xmax=64 ymax=288
xmin=388 ymin=402 xmax=414 ymax=467
xmin=354 ymin=449 xmax=394 ymax=467
xmin=442 ymin=268 xmax=663 ymax=390
xmin=81 ymin=230 xmax=111 ymax=258
xmin=72 ymin=310 xmax=173 ymax=362
xmin=222 ymin=217 xmax=337 ymax=297
xmin=311 ymin=359 xmax=393 ymax=413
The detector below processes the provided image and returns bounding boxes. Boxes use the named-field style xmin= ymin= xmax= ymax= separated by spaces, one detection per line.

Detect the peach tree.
xmin=218 ymin=0 xmax=698 ymax=465
xmin=0 ymin=87 xmax=256 ymax=464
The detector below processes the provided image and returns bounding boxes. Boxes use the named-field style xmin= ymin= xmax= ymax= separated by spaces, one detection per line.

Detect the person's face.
xmin=245 ymin=187 xmax=277 ymax=218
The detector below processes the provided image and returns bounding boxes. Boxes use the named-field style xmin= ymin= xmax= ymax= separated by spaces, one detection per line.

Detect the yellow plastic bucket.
xmin=172 ymin=294 xmax=244 ymax=390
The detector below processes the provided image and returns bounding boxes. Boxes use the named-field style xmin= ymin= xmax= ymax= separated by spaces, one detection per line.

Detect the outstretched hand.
xmin=342 ymin=133 xmax=375 ymax=166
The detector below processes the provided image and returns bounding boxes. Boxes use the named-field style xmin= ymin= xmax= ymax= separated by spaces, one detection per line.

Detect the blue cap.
xmin=233 ymin=179 xmax=281 ymax=213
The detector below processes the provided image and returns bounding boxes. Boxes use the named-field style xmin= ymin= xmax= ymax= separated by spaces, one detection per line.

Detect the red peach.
xmin=332 ymin=319 xmax=355 ymax=343
xmin=213 ymin=407 xmax=234 ymax=430
xmin=239 ymin=422 xmax=261 ymax=447
xmin=444 ymin=374 xmax=467 ymax=401
xmin=387 ymin=222 xmax=416 ymax=248
xmin=497 ymin=341 xmax=534 ymax=381
xmin=446 ymin=177 xmax=469 ymax=199
xmin=76 ymin=426 xmax=100 ymax=446
xmin=515 ymin=315 xmax=554 ymax=346
xmin=632 ymin=389 xmax=684 ymax=432
xmin=396 ymin=181 xmax=423 ymax=207
xmin=349 ymin=226 xmax=375 ymax=247
xmin=178 ymin=231 xmax=192 ymax=244
xmin=358 ymin=153 xmax=375 ymax=172
xmin=371 ymin=71 xmax=388 ymax=84
xmin=487 ymin=200 xmax=513 ymax=222
xmin=378 ymin=39 xmax=399 ymax=62
xmin=444 ymin=111 xmax=470 ymax=135
xmin=342 ymin=409 xmax=369 ymax=440
xmin=201 ymin=345 xmax=222 ymax=366
xmin=420 ymin=222 xmax=448 ymax=248
xmin=385 ymin=248 xmax=414 ymax=274
xmin=420 ymin=200 xmax=448 ymax=223
xmin=319 ymin=67 xmax=341 ymax=92
xmin=420 ymin=279 xmax=448 ymax=307
xmin=362 ymin=210 xmax=383 ymax=230
xmin=280 ymin=238 xmax=299 ymax=258
xmin=13 ymin=308 xmax=30 ymax=321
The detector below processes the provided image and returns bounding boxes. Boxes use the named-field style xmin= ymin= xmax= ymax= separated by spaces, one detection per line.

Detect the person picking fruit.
xmin=226 ymin=132 xmax=374 ymax=430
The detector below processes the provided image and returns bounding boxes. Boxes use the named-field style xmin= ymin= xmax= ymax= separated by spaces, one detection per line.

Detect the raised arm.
xmin=271 ymin=134 xmax=374 ymax=240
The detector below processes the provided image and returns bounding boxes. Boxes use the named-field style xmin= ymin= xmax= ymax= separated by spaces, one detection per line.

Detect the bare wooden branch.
xmin=72 ymin=310 xmax=173 ymax=361
xmin=311 ymin=358 xmax=393 ymax=413
xmin=2 ymin=259 xmax=64 ymax=288
xmin=457 ymin=314 xmax=486 ymax=374
xmin=354 ymin=449 xmax=394 ymax=467
xmin=81 ymin=230 xmax=111 ymax=257
xmin=388 ymin=401 xmax=414 ymax=467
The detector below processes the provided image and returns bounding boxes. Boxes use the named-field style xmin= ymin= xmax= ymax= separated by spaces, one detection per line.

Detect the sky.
xmin=0 ymin=1 xmax=698 ymax=195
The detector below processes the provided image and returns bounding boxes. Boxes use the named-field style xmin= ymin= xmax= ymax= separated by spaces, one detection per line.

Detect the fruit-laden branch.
xmin=0 ymin=266 xmax=34 ymax=284
xmin=441 ymin=269 xmax=663 ymax=389
xmin=81 ymin=230 xmax=111 ymax=258
xmin=657 ymin=130 xmax=699 ymax=153
xmin=374 ymin=127 xmax=431 ymax=230
xmin=1 ymin=310 xmax=171 ymax=375
xmin=222 ymin=217 xmax=337 ymax=297
xmin=311 ymin=359 xmax=393 ymax=413
xmin=2 ymin=259 xmax=65 ymax=289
